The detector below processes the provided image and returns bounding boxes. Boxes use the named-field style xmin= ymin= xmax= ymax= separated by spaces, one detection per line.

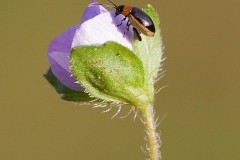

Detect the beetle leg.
xmin=122 ymin=20 xmax=131 ymax=36
xmin=133 ymin=27 xmax=142 ymax=41
xmin=117 ymin=17 xmax=127 ymax=27
xmin=126 ymin=20 xmax=131 ymax=31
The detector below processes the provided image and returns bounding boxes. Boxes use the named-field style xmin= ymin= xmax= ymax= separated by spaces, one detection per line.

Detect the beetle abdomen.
xmin=129 ymin=14 xmax=155 ymax=36
xmin=130 ymin=7 xmax=155 ymax=34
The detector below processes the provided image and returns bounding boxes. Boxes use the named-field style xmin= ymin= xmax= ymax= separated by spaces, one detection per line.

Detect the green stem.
xmin=141 ymin=104 xmax=161 ymax=160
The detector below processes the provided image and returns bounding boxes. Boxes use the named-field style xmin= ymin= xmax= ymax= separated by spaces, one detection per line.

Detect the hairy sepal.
xmin=133 ymin=5 xmax=164 ymax=101
xmin=70 ymin=41 xmax=149 ymax=107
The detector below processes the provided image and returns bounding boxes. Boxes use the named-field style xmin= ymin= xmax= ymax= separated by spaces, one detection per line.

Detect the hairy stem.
xmin=142 ymin=104 xmax=161 ymax=160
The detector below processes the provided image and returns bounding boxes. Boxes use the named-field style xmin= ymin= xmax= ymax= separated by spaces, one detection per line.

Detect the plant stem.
xmin=142 ymin=104 xmax=161 ymax=160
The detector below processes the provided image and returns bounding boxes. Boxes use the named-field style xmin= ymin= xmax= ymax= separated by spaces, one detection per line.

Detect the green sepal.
xmin=133 ymin=5 xmax=163 ymax=82
xmin=70 ymin=41 xmax=149 ymax=107
xmin=44 ymin=68 xmax=94 ymax=102
xmin=132 ymin=5 xmax=164 ymax=102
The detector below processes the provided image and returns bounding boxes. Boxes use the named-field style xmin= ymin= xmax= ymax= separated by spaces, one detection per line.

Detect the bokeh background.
xmin=1 ymin=0 xmax=239 ymax=160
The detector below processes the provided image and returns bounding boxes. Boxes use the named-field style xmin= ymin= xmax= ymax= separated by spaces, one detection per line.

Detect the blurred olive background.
xmin=0 ymin=0 xmax=239 ymax=160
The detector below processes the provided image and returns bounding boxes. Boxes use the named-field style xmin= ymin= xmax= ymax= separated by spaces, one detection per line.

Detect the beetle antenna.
xmin=107 ymin=0 xmax=117 ymax=8
xmin=90 ymin=0 xmax=117 ymax=9
xmin=91 ymin=3 xmax=113 ymax=8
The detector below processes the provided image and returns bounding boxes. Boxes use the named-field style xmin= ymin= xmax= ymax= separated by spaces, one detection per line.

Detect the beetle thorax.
xmin=116 ymin=5 xmax=132 ymax=16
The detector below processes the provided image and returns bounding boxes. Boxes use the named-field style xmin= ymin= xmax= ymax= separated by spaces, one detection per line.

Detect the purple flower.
xmin=47 ymin=0 xmax=134 ymax=91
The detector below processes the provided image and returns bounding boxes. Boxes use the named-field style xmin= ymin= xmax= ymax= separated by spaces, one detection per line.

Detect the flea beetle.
xmin=98 ymin=0 xmax=155 ymax=41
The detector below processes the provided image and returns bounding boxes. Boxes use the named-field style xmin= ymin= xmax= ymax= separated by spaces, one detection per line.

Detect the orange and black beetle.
xmin=103 ymin=0 xmax=156 ymax=41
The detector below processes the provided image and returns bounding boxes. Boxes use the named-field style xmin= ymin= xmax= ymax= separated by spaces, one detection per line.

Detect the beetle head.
xmin=115 ymin=5 xmax=124 ymax=16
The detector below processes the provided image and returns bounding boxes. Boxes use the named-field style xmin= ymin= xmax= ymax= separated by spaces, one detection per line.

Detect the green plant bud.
xmin=70 ymin=41 xmax=149 ymax=107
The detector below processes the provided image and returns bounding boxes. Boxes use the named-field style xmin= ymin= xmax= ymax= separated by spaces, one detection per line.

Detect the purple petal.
xmin=47 ymin=0 xmax=132 ymax=91
xmin=48 ymin=25 xmax=79 ymax=53
xmin=47 ymin=26 xmax=83 ymax=91
xmin=72 ymin=11 xmax=134 ymax=50
xmin=48 ymin=51 xmax=84 ymax=91
xmin=81 ymin=0 xmax=107 ymax=24
xmin=47 ymin=1 xmax=106 ymax=91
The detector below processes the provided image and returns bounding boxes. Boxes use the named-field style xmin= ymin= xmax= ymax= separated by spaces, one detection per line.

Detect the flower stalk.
xmin=141 ymin=104 xmax=161 ymax=160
